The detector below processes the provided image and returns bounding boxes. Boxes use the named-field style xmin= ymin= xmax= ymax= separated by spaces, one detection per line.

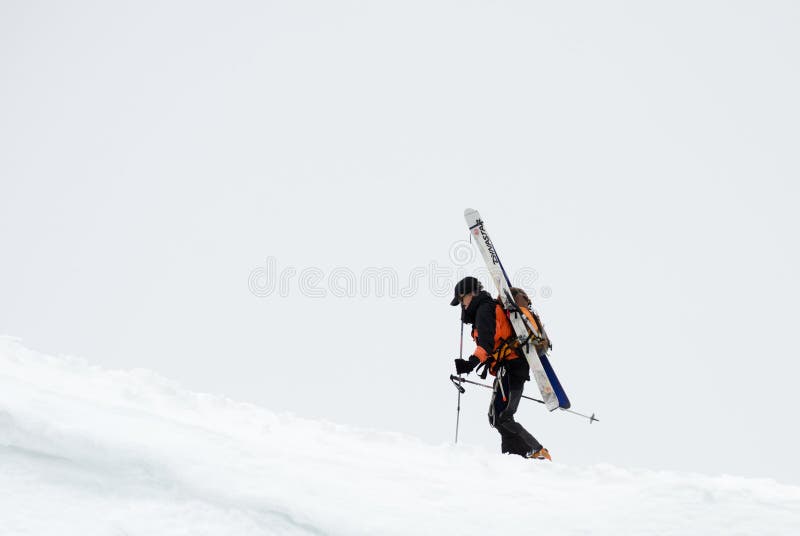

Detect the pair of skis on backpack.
xmin=463 ymin=208 xmax=570 ymax=412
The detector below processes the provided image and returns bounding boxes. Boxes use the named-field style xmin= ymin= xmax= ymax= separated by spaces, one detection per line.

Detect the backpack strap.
xmin=475 ymin=357 xmax=493 ymax=379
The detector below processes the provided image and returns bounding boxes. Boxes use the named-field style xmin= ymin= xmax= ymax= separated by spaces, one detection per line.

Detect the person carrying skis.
xmin=450 ymin=276 xmax=551 ymax=460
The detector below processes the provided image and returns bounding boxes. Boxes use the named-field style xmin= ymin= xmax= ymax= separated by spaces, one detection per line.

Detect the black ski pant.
xmin=490 ymin=368 xmax=543 ymax=457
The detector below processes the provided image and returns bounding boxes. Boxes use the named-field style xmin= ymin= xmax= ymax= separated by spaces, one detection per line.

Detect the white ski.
xmin=464 ymin=208 xmax=560 ymax=411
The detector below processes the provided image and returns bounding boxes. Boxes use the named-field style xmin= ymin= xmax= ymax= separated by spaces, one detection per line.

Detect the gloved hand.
xmin=454 ymin=355 xmax=480 ymax=375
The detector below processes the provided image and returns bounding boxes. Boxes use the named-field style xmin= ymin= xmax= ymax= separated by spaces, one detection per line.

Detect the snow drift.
xmin=1 ymin=336 xmax=798 ymax=535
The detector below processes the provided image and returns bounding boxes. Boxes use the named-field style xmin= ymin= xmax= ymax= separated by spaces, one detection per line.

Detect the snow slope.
xmin=1 ymin=337 xmax=798 ymax=535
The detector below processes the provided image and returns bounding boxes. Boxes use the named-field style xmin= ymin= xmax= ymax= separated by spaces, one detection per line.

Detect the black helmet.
xmin=449 ymin=276 xmax=483 ymax=306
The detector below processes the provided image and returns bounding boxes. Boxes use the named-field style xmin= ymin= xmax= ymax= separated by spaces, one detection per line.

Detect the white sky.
xmin=2 ymin=1 xmax=799 ymax=484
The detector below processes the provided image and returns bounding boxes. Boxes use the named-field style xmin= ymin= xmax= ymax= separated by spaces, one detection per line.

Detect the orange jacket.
xmin=470 ymin=302 xmax=521 ymax=374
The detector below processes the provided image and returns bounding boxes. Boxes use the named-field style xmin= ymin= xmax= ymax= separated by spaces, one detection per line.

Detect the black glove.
xmin=454 ymin=355 xmax=480 ymax=375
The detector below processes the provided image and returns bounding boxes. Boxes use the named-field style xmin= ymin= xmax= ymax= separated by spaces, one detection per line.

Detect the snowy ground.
xmin=1 ymin=336 xmax=798 ymax=535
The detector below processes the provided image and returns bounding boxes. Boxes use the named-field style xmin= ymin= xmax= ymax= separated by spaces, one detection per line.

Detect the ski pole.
xmin=454 ymin=320 xmax=465 ymax=444
xmin=449 ymin=375 xmax=599 ymax=424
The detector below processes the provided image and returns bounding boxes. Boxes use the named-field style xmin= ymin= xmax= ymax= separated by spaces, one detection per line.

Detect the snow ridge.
xmin=1 ymin=337 xmax=798 ymax=535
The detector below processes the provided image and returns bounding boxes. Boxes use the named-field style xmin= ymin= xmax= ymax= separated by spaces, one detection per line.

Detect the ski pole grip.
xmin=449 ymin=375 xmax=466 ymax=393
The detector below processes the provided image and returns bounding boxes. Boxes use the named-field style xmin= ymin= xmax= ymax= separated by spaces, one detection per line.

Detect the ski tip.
xmin=464 ymin=207 xmax=477 ymax=215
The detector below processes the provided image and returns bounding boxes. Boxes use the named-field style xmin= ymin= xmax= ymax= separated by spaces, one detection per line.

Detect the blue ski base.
xmin=538 ymin=351 xmax=570 ymax=409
